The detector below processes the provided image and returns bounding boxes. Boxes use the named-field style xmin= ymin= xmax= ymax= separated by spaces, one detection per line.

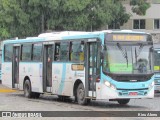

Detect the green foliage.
xmin=0 ymin=0 xmax=148 ymax=40
xmin=130 ymin=0 xmax=150 ymax=15
xmin=108 ymin=1 xmax=130 ymax=29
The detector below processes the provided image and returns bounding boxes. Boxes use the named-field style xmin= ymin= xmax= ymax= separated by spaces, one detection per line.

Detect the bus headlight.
xmin=149 ymin=81 xmax=154 ymax=90
xmin=104 ymin=81 xmax=111 ymax=87
xmin=104 ymin=80 xmax=116 ymax=90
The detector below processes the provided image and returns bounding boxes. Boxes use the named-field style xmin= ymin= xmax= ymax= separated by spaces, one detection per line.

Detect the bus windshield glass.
xmin=103 ymin=43 xmax=153 ymax=74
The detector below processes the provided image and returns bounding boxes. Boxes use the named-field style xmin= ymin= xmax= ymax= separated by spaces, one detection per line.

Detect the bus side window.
xmin=4 ymin=44 xmax=13 ymax=62
xmin=21 ymin=44 xmax=32 ymax=61
xmin=32 ymin=43 xmax=42 ymax=61
xmin=70 ymin=41 xmax=84 ymax=62
xmin=59 ymin=42 xmax=69 ymax=61
xmin=54 ymin=43 xmax=60 ymax=61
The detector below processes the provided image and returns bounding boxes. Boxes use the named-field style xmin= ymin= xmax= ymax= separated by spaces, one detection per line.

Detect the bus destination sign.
xmin=112 ymin=34 xmax=145 ymax=41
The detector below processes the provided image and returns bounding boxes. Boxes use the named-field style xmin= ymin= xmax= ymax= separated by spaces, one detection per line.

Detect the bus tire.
xmin=24 ymin=80 xmax=33 ymax=98
xmin=117 ymin=99 xmax=130 ymax=105
xmin=77 ymin=83 xmax=89 ymax=105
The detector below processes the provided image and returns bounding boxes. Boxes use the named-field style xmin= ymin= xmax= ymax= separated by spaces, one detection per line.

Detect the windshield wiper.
xmin=117 ymin=43 xmax=128 ymax=67
xmin=135 ymin=44 xmax=144 ymax=65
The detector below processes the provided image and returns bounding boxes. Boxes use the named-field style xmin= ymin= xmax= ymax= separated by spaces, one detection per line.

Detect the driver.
xmin=134 ymin=58 xmax=148 ymax=73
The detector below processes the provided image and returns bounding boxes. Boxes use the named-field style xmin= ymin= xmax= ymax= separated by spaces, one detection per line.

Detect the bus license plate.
xmin=129 ymin=92 xmax=137 ymax=96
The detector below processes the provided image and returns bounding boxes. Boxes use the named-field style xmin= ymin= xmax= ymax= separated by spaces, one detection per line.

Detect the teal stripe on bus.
xmin=58 ymin=63 xmax=66 ymax=94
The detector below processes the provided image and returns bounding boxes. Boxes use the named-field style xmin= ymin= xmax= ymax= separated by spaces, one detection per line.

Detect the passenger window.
xmin=54 ymin=42 xmax=69 ymax=61
xmin=71 ymin=41 xmax=84 ymax=62
xmin=60 ymin=42 xmax=69 ymax=61
xmin=4 ymin=44 xmax=13 ymax=62
xmin=21 ymin=44 xmax=32 ymax=61
xmin=33 ymin=44 xmax=42 ymax=61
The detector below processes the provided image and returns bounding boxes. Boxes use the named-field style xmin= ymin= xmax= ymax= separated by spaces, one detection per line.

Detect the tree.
xmin=0 ymin=0 xmax=150 ymax=40
xmin=108 ymin=0 xmax=130 ymax=29
xmin=130 ymin=0 xmax=150 ymax=15
xmin=108 ymin=0 xmax=150 ymax=29
xmin=0 ymin=0 xmax=29 ymax=39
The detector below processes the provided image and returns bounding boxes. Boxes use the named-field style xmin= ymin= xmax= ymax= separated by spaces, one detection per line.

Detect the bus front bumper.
xmin=98 ymin=84 xmax=154 ymax=100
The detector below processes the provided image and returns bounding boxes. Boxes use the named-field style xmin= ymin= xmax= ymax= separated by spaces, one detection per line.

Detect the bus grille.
xmin=110 ymin=75 xmax=153 ymax=82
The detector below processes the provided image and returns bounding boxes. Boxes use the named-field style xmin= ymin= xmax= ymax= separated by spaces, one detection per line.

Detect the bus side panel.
xmin=52 ymin=63 xmax=73 ymax=96
xmin=52 ymin=63 xmax=63 ymax=94
xmin=19 ymin=62 xmax=43 ymax=92
xmin=52 ymin=63 xmax=85 ymax=96
xmin=2 ymin=62 xmax=12 ymax=88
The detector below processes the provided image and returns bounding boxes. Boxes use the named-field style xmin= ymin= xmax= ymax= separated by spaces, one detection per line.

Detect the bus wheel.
xmin=77 ymin=83 xmax=89 ymax=105
xmin=24 ymin=80 xmax=33 ymax=98
xmin=117 ymin=99 xmax=130 ymax=105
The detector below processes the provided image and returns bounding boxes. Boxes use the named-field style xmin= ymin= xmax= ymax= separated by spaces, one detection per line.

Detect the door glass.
xmin=46 ymin=45 xmax=52 ymax=86
xmin=13 ymin=47 xmax=20 ymax=86
xmin=89 ymin=43 xmax=97 ymax=91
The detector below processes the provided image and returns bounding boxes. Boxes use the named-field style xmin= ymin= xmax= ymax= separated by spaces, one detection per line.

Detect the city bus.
xmin=96 ymin=30 xmax=154 ymax=104
xmin=153 ymin=43 xmax=160 ymax=92
xmin=1 ymin=30 xmax=154 ymax=105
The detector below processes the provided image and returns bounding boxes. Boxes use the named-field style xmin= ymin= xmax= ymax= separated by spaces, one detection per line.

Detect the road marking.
xmin=0 ymin=89 xmax=17 ymax=93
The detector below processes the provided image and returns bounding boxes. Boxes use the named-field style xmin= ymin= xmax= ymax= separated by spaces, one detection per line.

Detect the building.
xmin=120 ymin=0 xmax=160 ymax=42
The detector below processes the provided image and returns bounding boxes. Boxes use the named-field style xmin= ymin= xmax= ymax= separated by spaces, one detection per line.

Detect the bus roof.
xmin=2 ymin=31 xmax=104 ymax=44
xmin=38 ymin=31 xmax=91 ymax=37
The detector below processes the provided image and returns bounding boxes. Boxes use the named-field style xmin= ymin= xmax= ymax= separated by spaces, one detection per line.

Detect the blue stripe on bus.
xmin=58 ymin=63 xmax=66 ymax=94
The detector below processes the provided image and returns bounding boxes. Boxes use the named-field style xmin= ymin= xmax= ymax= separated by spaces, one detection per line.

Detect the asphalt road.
xmin=0 ymin=84 xmax=159 ymax=120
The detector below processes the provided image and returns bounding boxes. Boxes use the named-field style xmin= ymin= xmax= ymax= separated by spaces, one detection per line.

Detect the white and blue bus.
xmin=153 ymin=43 xmax=160 ymax=92
xmin=1 ymin=30 xmax=154 ymax=105
xmin=96 ymin=30 xmax=154 ymax=104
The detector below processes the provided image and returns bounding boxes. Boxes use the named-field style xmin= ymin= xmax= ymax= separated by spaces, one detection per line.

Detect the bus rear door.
xmin=43 ymin=44 xmax=54 ymax=92
xmin=12 ymin=45 xmax=20 ymax=89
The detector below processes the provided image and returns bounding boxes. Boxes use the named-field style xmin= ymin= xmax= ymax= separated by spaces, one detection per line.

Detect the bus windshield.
xmin=103 ymin=43 xmax=153 ymax=74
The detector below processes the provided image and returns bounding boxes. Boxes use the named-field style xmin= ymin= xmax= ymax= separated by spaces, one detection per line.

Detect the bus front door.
xmin=43 ymin=45 xmax=53 ymax=92
xmin=12 ymin=46 xmax=20 ymax=89
xmin=85 ymin=40 xmax=101 ymax=99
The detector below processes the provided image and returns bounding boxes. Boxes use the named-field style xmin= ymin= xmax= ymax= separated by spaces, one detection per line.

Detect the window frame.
xmin=70 ymin=41 xmax=85 ymax=62
xmin=154 ymin=19 xmax=160 ymax=29
xmin=133 ymin=19 xmax=145 ymax=29
xmin=32 ymin=43 xmax=43 ymax=62
xmin=21 ymin=43 xmax=32 ymax=62
xmin=59 ymin=42 xmax=70 ymax=62
xmin=54 ymin=40 xmax=85 ymax=63
xmin=4 ymin=44 xmax=13 ymax=62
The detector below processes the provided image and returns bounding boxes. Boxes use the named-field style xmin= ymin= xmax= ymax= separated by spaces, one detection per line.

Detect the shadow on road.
xmin=7 ymin=91 xmax=148 ymax=110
